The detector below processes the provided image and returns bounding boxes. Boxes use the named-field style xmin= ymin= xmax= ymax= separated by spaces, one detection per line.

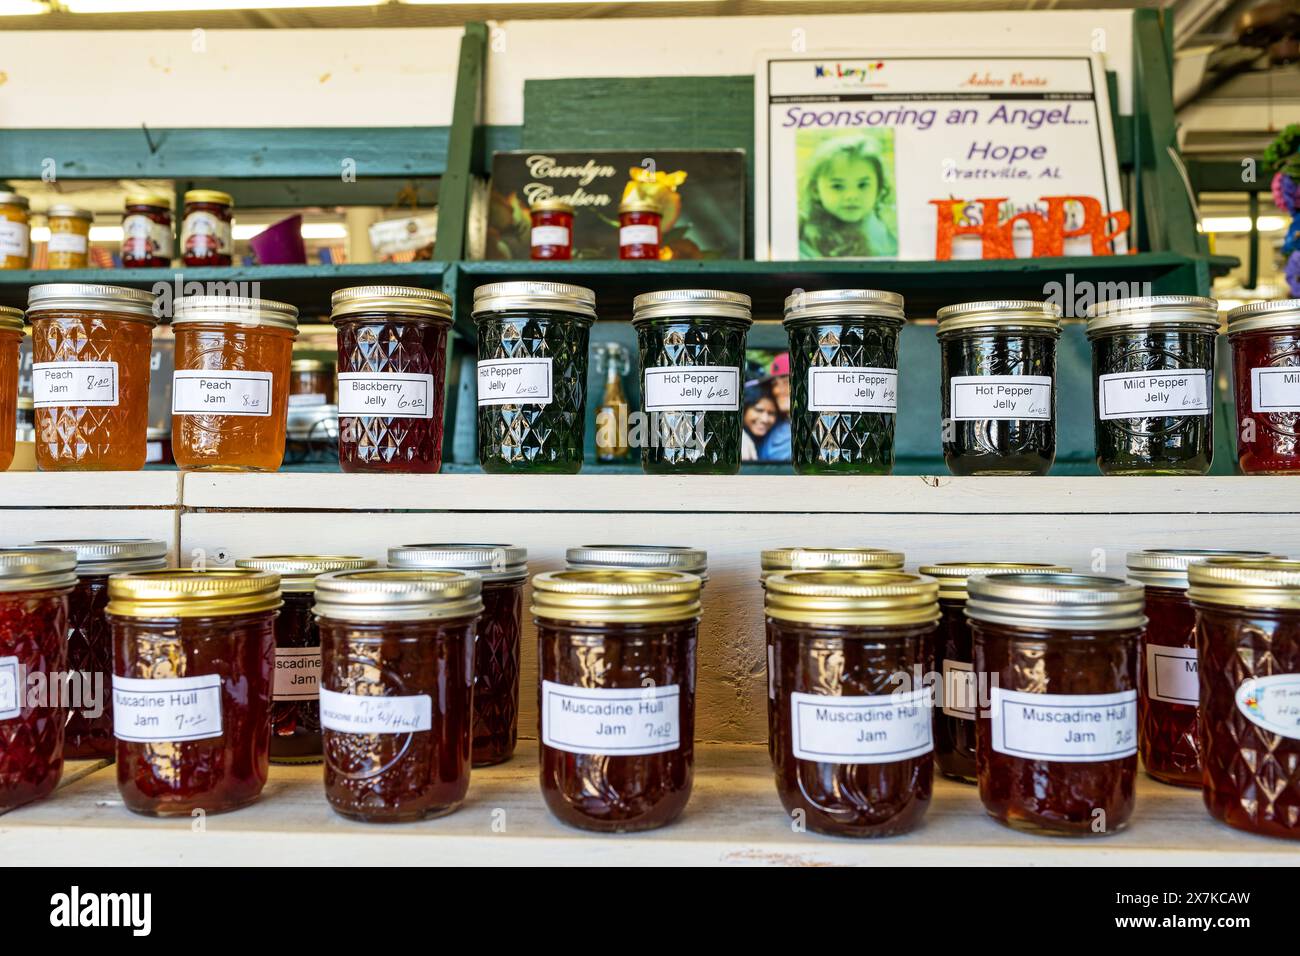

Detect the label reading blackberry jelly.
xmin=477 ymin=358 xmax=553 ymax=406
xmin=990 ymin=688 xmax=1136 ymax=762
xmin=1098 ymin=370 xmax=1211 ymax=420
xmin=112 ymin=674 xmax=223 ymax=742
xmin=338 ymin=372 xmax=434 ymax=418
xmin=950 ymin=375 xmax=1052 ymax=420
xmin=541 ymin=681 xmax=681 ymax=756
xmin=1235 ymin=674 xmax=1300 ymax=740
xmin=790 ymin=688 xmax=933 ymax=764
xmin=1146 ymin=644 xmax=1198 ymax=706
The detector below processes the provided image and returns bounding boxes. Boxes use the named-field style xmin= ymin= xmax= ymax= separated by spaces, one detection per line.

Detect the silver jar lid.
xmin=313 ymin=569 xmax=483 ymax=622
xmin=27 ymin=283 xmax=159 ymax=324
xmin=387 ymin=544 xmax=528 ymax=583
xmin=1085 ymin=295 xmax=1220 ymax=337
xmin=331 ymin=285 xmax=452 ymax=324
xmin=1226 ymin=299 xmax=1300 ymax=335
xmin=916 ymin=561 xmax=1071 ymax=602
xmin=0 ymin=548 xmax=78 ymax=593
xmin=1126 ymin=549 xmax=1282 ymax=590
xmin=935 ymin=299 xmax=1062 ymax=337
xmin=173 ymin=295 xmax=299 ymax=330
xmin=966 ymin=572 xmax=1146 ymax=631
xmin=236 ymin=555 xmax=377 ymax=592
xmin=472 ymin=281 xmax=596 ymax=321
xmin=783 ymin=289 xmax=905 ymax=325
xmin=632 ymin=289 xmax=752 ymax=325
xmin=566 ymin=544 xmax=707 ymax=580
xmin=46 ymin=204 xmax=94 ymax=222
xmin=35 ymin=539 xmax=168 ymax=575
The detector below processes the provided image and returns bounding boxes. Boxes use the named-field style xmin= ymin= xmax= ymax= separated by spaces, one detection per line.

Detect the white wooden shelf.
xmin=0 ymin=471 xmax=181 ymax=509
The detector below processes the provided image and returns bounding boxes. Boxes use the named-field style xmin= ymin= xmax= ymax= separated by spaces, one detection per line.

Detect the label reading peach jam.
xmin=172 ymin=370 xmax=273 ymax=417
xmin=541 ymin=680 xmax=681 ymax=756
xmin=112 ymin=674 xmax=223 ymax=743
xmin=790 ymin=688 xmax=932 ymax=764
xmin=33 ymin=361 xmax=119 ymax=408
xmin=950 ymin=375 xmax=1051 ymax=420
xmin=990 ymin=688 xmax=1137 ymax=762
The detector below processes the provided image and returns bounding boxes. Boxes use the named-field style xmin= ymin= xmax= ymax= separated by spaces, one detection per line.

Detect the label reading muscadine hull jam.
xmin=530 ymin=226 xmax=570 ymax=247
xmin=319 ymin=688 xmax=432 ymax=734
xmin=1235 ymin=674 xmax=1300 ymax=740
xmin=941 ymin=659 xmax=977 ymax=720
xmin=1145 ymin=644 xmax=1198 ymax=706
xmin=477 ymin=358 xmax=553 ymax=406
xmin=790 ymin=688 xmax=933 ymax=764
xmin=112 ymin=674 xmax=223 ymax=742
xmin=0 ymin=656 xmax=19 ymax=720
xmin=1098 ymin=370 xmax=1211 ymax=420
xmin=274 ymin=646 xmax=321 ymax=702
xmin=1250 ymin=367 xmax=1300 ymax=414
xmin=808 ymin=367 xmax=898 ymax=413
xmin=990 ymin=687 xmax=1136 ymax=762
xmin=172 ymin=370 xmax=273 ymax=417
xmin=644 ymin=366 xmax=740 ymax=412
xmin=619 ymin=225 xmax=658 ymax=247
xmin=33 ymin=361 xmax=119 ymax=408
xmin=541 ymin=680 xmax=681 ymax=756
xmin=338 ymin=372 xmax=434 ymax=419
xmin=950 ymin=375 xmax=1052 ymax=421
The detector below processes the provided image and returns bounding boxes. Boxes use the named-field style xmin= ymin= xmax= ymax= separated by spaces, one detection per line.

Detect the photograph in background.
xmin=742 ymin=350 xmax=790 ymax=463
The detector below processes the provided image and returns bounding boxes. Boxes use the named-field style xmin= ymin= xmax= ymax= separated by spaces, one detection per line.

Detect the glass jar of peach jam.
xmin=0 ymin=306 xmax=21 ymax=472
xmin=0 ymin=192 xmax=31 ymax=270
xmin=45 ymin=205 xmax=93 ymax=270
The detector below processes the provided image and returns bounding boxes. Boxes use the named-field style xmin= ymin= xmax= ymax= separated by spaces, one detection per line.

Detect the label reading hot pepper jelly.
xmin=643 ymin=367 xmax=740 ymax=411
xmin=808 ymin=367 xmax=898 ymax=412
xmin=541 ymin=680 xmax=681 ymax=756
xmin=950 ymin=375 xmax=1051 ymax=420
xmin=477 ymin=358 xmax=554 ymax=406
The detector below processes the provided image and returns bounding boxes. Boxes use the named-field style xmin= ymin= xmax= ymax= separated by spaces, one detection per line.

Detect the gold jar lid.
xmin=172 ymin=295 xmax=299 ymax=331
xmin=765 ymin=570 xmax=939 ymax=627
xmin=1127 ymin=549 xmax=1282 ymax=590
xmin=46 ymin=204 xmax=94 ymax=223
xmin=290 ymin=358 xmax=332 ymax=373
xmin=618 ymin=196 xmax=660 ymax=214
xmin=236 ymin=555 xmax=376 ymax=592
xmin=1226 ymin=299 xmax=1300 ymax=335
xmin=966 ymin=572 xmax=1145 ymax=631
xmin=330 ymin=285 xmax=452 ymax=324
xmin=530 ymin=197 xmax=574 ymax=214
xmin=107 ymin=568 xmax=282 ymax=618
xmin=184 ymin=189 xmax=234 ymax=207
xmin=783 ymin=289 xmax=906 ymax=325
xmin=0 ymin=306 xmax=22 ymax=332
xmin=917 ymin=562 xmax=1070 ymax=602
xmin=27 ymin=283 xmax=159 ymax=324
xmin=532 ymin=569 xmax=702 ymax=624
xmin=566 ymin=544 xmax=707 ymax=580
xmin=1085 ymin=295 xmax=1220 ymax=336
xmin=935 ymin=300 xmax=1063 ymax=337
xmin=1187 ymin=558 xmax=1300 ymax=611
xmin=0 ymin=192 xmax=30 ymax=210
xmin=0 ymin=548 xmax=78 ymax=593
xmin=125 ymin=193 xmax=172 ymax=209
xmin=632 ymin=289 xmax=753 ymax=325
xmin=313 ymin=568 xmax=483 ymax=622
xmin=472 ymin=281 xmax=596 ymax=321
xmin=36 ymin=539 xmax=168 ymax=575
xmin=761 ymin=547 xmax=904 ymax=580
xmin=387 ymin=543 xmax=528 ymax=583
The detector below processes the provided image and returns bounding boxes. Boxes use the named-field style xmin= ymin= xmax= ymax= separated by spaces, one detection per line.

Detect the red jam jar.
xmin=0 ymin=549 xmax=76 ymax=813
xmin=107 ymin=569 xmax=280 ymax=816
xmin=968 ymin=573 xmax=1145 ymax=836
xmin=121 ymin=193 xmax=174 ymax=268
xmin=181 ymin=189 xmax=234 ymax=267
xmin=529 ymin=197 xmax=573 ymax=260
xmin=1189 ymin=558 xmax=1300 ymax=839
xmin=533 ymin=569 xmax=702 ymax=832
xmin=387 ymin=544 xmax=527 ymax=766
xmin=618 ymin=196 xmax=661 ymax=260
xmin=0 ymin=306 xmax=20 ymax=472
xmin=1227 ymin=299 xmax=1300 ymax=474
xmin=234 ymin=555 xmax=377 ymax=764
xmin=766 ymin=570 xmax=939 ymax=837
xmin=331 ymin=285 xmax=452 ymax=473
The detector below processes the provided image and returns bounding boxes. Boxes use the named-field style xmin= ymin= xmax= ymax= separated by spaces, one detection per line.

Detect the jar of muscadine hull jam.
xmin=386 ymin=544 xmax=528 ymax=767
xmin=314 ymin=569 xmax=482 ymax=823
xmin=106 ymin=569 xmax=280 ymax=816
xmin=916 ymin=562 xmax=1068 ymax=784
xmin=0 ymin=306 xmax=20 ymax=472
xmin=533 ymin=569 xmax=702 ymax=832
xmin=765 ymin=570 xmax=939 ymax=837
xmin=968 ymin=573 xmax=1145 ymax=836
xmin=1227 ymin=299 xmax=1300 ymax=474
xmin=1189 ymin=558 xmax=1300 ymax=839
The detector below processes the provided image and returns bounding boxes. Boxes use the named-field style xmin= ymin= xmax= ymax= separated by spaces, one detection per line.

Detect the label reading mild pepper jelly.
xmin=990 ymin=687 xmax=1136 ymax=762
xmin=1098 ymin=370 xmax=1210 ymax=420
xmin=1250 ymin=367 xmax=1300 ymax=413
xmin=111 ymin=674 xmax=223 ymax=743
xmin=1145 ymin=644 xmax=1198 ymax=706
xmin=541 ymin=680 xmax=680 ymax=756
xmin=790 ymin=688 xmax=932 ymax=764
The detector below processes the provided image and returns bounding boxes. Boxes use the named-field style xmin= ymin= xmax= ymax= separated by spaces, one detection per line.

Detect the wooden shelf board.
xmin=0 ymin=471 xmax=181 ymax=509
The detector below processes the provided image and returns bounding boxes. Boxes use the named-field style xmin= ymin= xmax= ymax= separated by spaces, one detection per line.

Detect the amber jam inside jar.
xmin=765 ymin=570 xmax=939 ymax=837
xmin=533 ymin=569 xmax=702 ymax=833
xmin=171 ymin=295 xmax=298 ymax=472
xmin=0 ymin=191 xmax=31 ymax=270
xmin=617 ymin=197 xmax=661 ymax=260
xmin=27 ymin=283 xmax=159 ymax=472
xmin=530 ymin=197 xmax=573 ymax=260
xmin=917 ymin=562 xmax=1069 ymax=785
xmin=314 ymin=569 xmax=482 ymax=823
xmin=0 ymin=549 xmax=76 ymax=813
xmin=387 ymin=545 xmax=528 ymax=767
xmin=121 ymin=193 xmax=173 ymax=268
xmin=289 ymin=359 xmax=335 ymax=408
xmin=181 ymin=189 xmax=234 ymax=267
xmin=45 ymin=205 xmax=93 ymax=271
xmin=106 ymin=569 xmax=280 ymax=816
xmin=968 ymin=573 xmax=1145 ymax=836
xmin=1189 ymin=558 xmax=1300 ymax=839
xmin=234 ymin=556 xmax=377 ymax=765
xmin=1227 ymin=299 xmax=1300 ymax=474
xmin=0 ymin=307 xmax=21 ymax=472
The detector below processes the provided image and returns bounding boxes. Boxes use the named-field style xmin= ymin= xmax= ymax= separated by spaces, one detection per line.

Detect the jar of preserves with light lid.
xmin=0 ymin=306 xmax=21 ymax=472
xmin=122 ymin=194 xmax=173 ymax=268
xmin=0 ymin=192 xmax=31 ymax=270
xmin=530 ymin=197 xmax=573 ymax=260
xmin=44 ymin=205 xmax=93 ymax=270
xmin=1227 ymin=299 xmax=1300 ymax=474
xmin=289 ymin=358 xmax=334 ymax=407
xmin=618 ymin=196 xmax=661 ymax=260
xmin=566 ymin=544 xmax=708 ymax=583
xmin=181 ymin=189 xmax=234 ymax=267
xmin=27 ymin=283 xmax=159 ymax=471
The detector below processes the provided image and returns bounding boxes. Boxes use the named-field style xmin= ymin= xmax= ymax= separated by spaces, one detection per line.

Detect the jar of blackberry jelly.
xmin=1227 ymin=299 xmax=1300 ymax=474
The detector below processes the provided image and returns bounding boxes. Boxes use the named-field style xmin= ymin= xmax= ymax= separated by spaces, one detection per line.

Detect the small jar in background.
xmin=617 ymin=196 xmax=661 ymax=260
xmin=181 ymin=189 xmax=234 ymax=267
xmin=530 ymin=197 xmax=573 ymax=261
xmin=121 ymin=194 xmax=174 ymax=268
xmin=0 ymin=192 xmax=31 ymax=270
xmin=44 ymin=205 xmax=94 ymax=270
xmin=1227 ymin=299 xmax=1300 ymax=475
xmin=289 ymin=358 xmax=335 ymax=407
xmin=566 ymin=544 xmax=707 ymax=582
xmin=283 ymin=404 xmax=338 ymax=465
xmin=0 ymin=306 xmax=21 ymax=472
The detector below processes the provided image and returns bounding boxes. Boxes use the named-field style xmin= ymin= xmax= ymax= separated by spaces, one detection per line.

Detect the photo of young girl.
xmin=797 ymin=131 xmax=899 ymax=259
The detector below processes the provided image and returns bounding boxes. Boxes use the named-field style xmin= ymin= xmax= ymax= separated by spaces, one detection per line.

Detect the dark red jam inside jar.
xmin=1227 ymin=300 xmax=1300 ymax=474
xmin=0 ymin=549 xmax=76 ymax=813
xmin=315 ymin=569 xmax=482 ymax=823
xmin=969 ymin=573 xmax=1145 ymax=836
xmin=530 ymin=199 xmax=573 ymax=261
xmin=618 ymin=199 xmax=661 ymax=260
xmin=107 ymin=569 xmax=279 ymax=816
xmin=766 ymin=570 xmax=939 ymax=837
xmin=181 ymin=189 xmax=234 ymax=267
xmin=533 ymin=569 xmax=701 ymax=832
xmin=121 ymin=194 xmax=174 ymax=268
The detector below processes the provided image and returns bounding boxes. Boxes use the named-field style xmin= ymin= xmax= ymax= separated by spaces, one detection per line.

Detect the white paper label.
xmin=1235 ymin=674 xmax=1300 ymax=740
xmin=950 ymin=374 xmax=1052 ymax=420
xmin=146 ymin=440 xmax=164 ymax=464
xmin=288 ymin=392 xmax=328 ymax=408
xmin=319 ymin=688 xmax=432 ymax=734
xmin=1250 ymin=367 xmax=1300 ymax=414
xmin=541 ymin=680 xmax=681 ymax=756
xmin=767 ymin=644 xmax=775 ymax=700
xmin=274 ymin=646 xmax=321 ymax=702
xmin=0 ymin=656 xmax=20 ymax=720
xmin=619 ymin=224 xmax=658 ymax=246
xmin=477 ymin=358 xmax=553 ymax=406
xmin=182 ymin=210 xmax=232 ymax=256
xmin=338 ymin=372 xmax=434 ymax=418
xmin=32 ymin=361 xmax=119 ymax=408
xmin=112 ymin=674 xmax=223 ymax=743
xmin=808 ymin=367 xmax=898 ymax=413
xmin=941 ymin=659 xmax=977 ymax=720
xmin=1146 ymin=644 xmax=1199 ymax=706
xmin=530 ymin=225 xmax=569 ymax=247
xmin=47 ymin=232 xmax=88 ymax=254
xmin=1098 ymin=370 xmax=1211 ymax=420
xmin=644 ymin=366 xmax=740 ymax=411
xmin=790 ymin=688 xmax=932 ymax=764
xmin=123 ymin=213 xmax=174 ymax=258
xmin=172 ymin=369 xmax=273 ymax=417
xmin=0 ymin=219 xmax=29 ymax=258
xmin=991 ymin=687 xmax=1136 ymax=762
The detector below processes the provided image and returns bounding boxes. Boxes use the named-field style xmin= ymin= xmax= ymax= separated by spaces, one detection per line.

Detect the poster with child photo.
xmin=742 ymin=351 xmax=791 ymax=463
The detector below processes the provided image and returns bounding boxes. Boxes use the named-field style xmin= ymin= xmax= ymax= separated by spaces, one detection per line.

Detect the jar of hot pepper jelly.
xmin=936 ymin=300 xmax=1062 ymax=476
xmin=765 ymin=570 xmax=939 ymax=837
xmin=967 ymin=573 xmax=1145 ymax=836
xmin=1227 ymin=299 xmax=1300 ymax=474
xmin=386 ymin=544 xmax=528 ymax=767
xmin=916 ymin=562 xmax=1069 ymax=784
xmin=314 ymin=569 xmax=482 ymax=823
xmin=0 ymin=549 xmax=76 ymax=813
xmin=106 ymin=569 xmax=281 ymax=816
xmin=532 ymin=569 xmax=702 ymax=832
xmin=1189 ymin=558 xmax=1300 ymax=839
xmin=234 ymin=555 xmax=377 ymax=764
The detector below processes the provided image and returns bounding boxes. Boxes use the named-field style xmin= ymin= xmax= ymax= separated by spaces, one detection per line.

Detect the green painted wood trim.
xmin=184 ymin=178 xmax=439 ymax=209
xmin=1185 ymin=158 xmax=1271 ymax=193
xmin=434 ymin=22 xmax=487 ymax=262
xmin=474 ymin=126 xmax=524 ymax=175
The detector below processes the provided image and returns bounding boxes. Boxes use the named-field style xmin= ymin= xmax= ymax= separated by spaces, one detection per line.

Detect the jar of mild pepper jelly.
xmin=0 ymin=192 xmax=31 ymax=270
xmin=1189 ymin=558 xmax=1300 ymax=839
xmin=474 ymin=282 xmax=595 ymax=474
xmin=783 ymin=289 xmax=905 ymax=474
xmin=533 ymin=569 xmax=702 ymax=832
xmin=1227 ymin=299 xmax=1300 ymax=474
xmin=106 ymin=569 xmax=280 ymax=815
xmin=386 ymin=544 xmax=527 ymax=767
xmin=234 ymin=555 xmax=377 ymax=764
xmin=0 ymin=306 xmax=20 ymax=472
xmin=27 ymin=283 xmax=159 ymax=472
xmin=530 ymin=197 xmax=574 ymax=261
xmin=171 ymin=295 xmax=298 ymax=472
xmin=936 ymin=300 xmax=1062 ymax=476
xmin=0 ymin=549 xmax=76 ymax=813
xmin=181 ymin=190 xmax=234 ymax=267
xmin=968 ymin=573 xmax=1145 ymax=836
xmin=618 ymin=197 xmax=661 ymax=260
xmin=765 ymin=570 xmax=939 ymax=837
xmin=33 ymin=539 xmax=168 ymax=760
xmin=121 ymin=194 xmax=174 ymax=268
xmin=314 ymin=569 xmax=482 ymax=823
xmin=45 ymin=205 xmax=94 ymax=270
xmin=633 ymin=289 xmax=753 ymax=474
xmin=332 ymin=285 xmax=452 ymax=474
xmin=916 ymin=562 xmax=1069 ymax=784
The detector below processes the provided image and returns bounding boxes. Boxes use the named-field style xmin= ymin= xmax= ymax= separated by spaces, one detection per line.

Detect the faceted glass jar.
xmin=1227 ymin=300 xmax=1300 ymax=474
xmin=0 ymin=309 xmax=20 ymax=472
